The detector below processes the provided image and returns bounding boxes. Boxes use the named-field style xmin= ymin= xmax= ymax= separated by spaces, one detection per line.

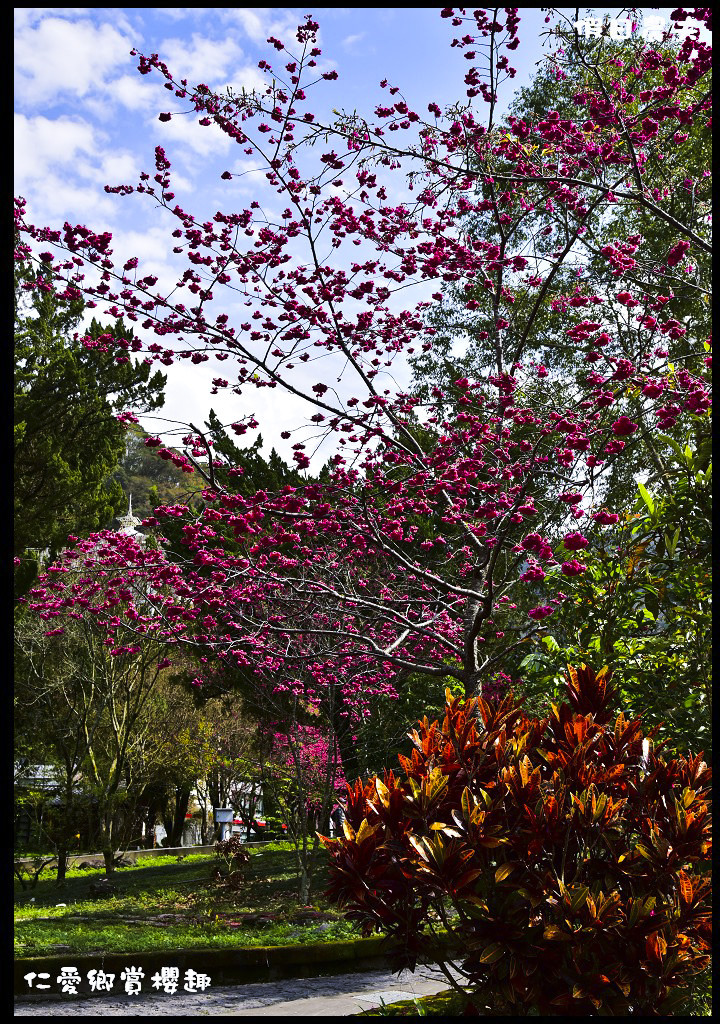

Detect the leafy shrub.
xmin=213 ymin=835 xmax=251 ymax=890
xmin=321 ymin=665 xmax=711 ymax=1016
xmin=262 ymin=814 xmax=289 ymax=840
xmin=13 ymin=856 xmax=55 ymax=891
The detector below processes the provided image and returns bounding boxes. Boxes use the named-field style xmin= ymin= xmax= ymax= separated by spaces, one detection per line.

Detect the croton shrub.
xmin=320 ymin=665 xmax=711 ymax=1016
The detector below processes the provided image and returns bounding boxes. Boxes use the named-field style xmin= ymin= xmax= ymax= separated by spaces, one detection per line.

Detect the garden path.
xmin=14 ymin=963 xmax=458 ymax=1016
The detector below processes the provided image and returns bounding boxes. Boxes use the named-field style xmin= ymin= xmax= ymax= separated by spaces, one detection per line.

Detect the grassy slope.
xmin=15 ymin=845 xmax=360 ymax=957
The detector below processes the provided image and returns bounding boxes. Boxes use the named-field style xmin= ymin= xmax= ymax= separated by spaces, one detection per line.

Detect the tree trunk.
xmin=298 ymin=863 xmax=310 ymax=905
xmin=200 ymin=799 xmax=208 ymax=845
xmin=99 ymin=812 xmax=115 ymax=875
xmin=168 ymin=783 xmax=191 ymax=847
xmin=56 ymin=842 xmax=68 ymax=885
xmin=208 ymin=771 xmax=221 ymax=812
xmin=144 ymin=804 xmax=156 ymax=848
xmin=56 ymin=777 xmax=74 ymax=884
xmin=102 ymin=847 xmax=115 ymax=875
xmin=295 ymin=817 xmax=311 ymax=904
xmin=330 ymin=689 xmax=361 ymax=783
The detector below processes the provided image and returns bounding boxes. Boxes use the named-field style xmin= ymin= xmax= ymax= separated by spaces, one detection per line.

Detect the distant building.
xmin=115 ymin=494 xmax=146 ymax=542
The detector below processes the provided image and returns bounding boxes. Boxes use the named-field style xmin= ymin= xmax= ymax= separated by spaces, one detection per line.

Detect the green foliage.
xmin=14 ymin=262 xmax=165 ymax=592
xmin=14 ymin=599 xmax=172 ymax=874
xmin=517 ymin=433 xmax=711 ymax=752
xmin=322 ymin=665 xmax=712 ymax=1016
xmin=13 ymin=856 xmax=56 ymax=891
xmin=14 ymin=849 xmax=360 ymax=956
xmin=355 ymin=668 xmax=464 ymax=778
xmin=355 ymin=990 xmax=467 ymax=1016
xmin=203 ymin=409 xmax=306 ymax=495
xmin=110 ymin=423 xmax=203 ymax=522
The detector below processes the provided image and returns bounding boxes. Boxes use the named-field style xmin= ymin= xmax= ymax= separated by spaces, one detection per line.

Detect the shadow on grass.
xmin=15 ymin=843 xmax=347 ymax=957
xmin=16 ymin=844 xmax=322 ymax=907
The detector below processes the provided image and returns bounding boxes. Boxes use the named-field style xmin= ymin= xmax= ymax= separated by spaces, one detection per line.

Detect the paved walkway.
xmin=15 ymin=964 xmax=458 ymax=1016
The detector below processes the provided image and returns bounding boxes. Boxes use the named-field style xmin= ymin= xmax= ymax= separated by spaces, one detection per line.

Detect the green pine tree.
xmin=14 ymin=260 xmax=166 ymax=593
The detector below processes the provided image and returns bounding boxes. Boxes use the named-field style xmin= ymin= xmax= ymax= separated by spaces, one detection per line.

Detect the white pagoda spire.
xmin=117 ymin=494 xmax=143 ymax=537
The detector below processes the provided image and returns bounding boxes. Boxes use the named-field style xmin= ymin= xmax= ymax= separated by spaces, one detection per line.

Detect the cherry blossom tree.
xmin=16 ymin=9 xmax=712 ymax=769
xmin=261 ymin=716 xmax=346 ymax=902
xmin=16 ymin=566 xmax=172 ymax=876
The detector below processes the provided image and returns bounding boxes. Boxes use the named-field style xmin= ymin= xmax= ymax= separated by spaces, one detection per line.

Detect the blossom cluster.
xmin=15 ymin=8 xmax=711 ymax=722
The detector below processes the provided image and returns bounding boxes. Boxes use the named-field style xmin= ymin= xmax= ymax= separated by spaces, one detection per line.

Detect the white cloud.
xmin=150 ymin=7 xmax=210 ymax=22
xmin=93 ymin=152 xmax=144 ymax=188
xmin=136 ymin=359 xmax=331 ymax=469
xmin=157 ymin=32 xmax=245 ymax=88
xmin=224 ymin=8 xmax=266 ymax=43
xmin=101 ymin=226 xmax=181 ymax=294
xmin=342 ymin=32 xmax=366 ymax=49
xmin=14 ymin=113 xmax=102 ymax=184
xmin=14 ymin=9 xmax=89 ymax=31
xmin=15 ymin=16 xmax=134 ymax=107
xmin=112 ymin=74 xmax=160 ymax=113
xmin=153 ymin=111 xmax=233 ymax=158
xmin=15 ymin=113 xmax=143 ymax=203
xmin=20 ymin=176 xmax=119 ymax=225
xmin=226 ymin=65 xmax=267 ymax=95
xmin=222 ymin=9 xmax=301 ymax=45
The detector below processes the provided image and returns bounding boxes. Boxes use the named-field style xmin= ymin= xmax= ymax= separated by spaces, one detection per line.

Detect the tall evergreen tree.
xmin=14 ymin=260 xmax=166 ymax=592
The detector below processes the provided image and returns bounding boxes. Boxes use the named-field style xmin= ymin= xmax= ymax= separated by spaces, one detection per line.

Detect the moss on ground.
xmin=355 ymin=989 xmax=472 ymax=1016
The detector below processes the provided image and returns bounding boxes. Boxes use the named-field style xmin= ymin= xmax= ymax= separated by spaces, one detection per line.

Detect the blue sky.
xmin=15 ymin=7 xmax=692 ymax=459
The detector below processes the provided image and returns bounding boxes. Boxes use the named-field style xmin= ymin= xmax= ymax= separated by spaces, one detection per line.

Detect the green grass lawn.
xmin=15 ymin=848 xmax=711 ymax=1016
xmin=15 ymin=843 xmax=361 ymax=957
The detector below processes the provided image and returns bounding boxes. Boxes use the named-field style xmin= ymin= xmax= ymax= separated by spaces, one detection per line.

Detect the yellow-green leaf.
xmin=375 ymin=777 xmax=390 ymax=808
xmin=592 ymin=793 xmax=608 ymax=822
xmin=356 ymin=818 xmax=379 ymax=845
xmin=544 ymin=925 xmax=573 ymax=941
xmin=570 ymin=886 xmax=589 ymax=912
xmin=424 ymin=766 xmax=449 ymax=804
xmin=408 ymin=835 xmax=430 ymax=861
xmin=478 ymin=787 xmax=492 ymax=808
xmin=477 ymin=943 xmax=504 ymax=964
xmin=637 ymin=482 xmax=655 ymax=515
xmin=495 ymin=862 xmax=516 ymax=883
